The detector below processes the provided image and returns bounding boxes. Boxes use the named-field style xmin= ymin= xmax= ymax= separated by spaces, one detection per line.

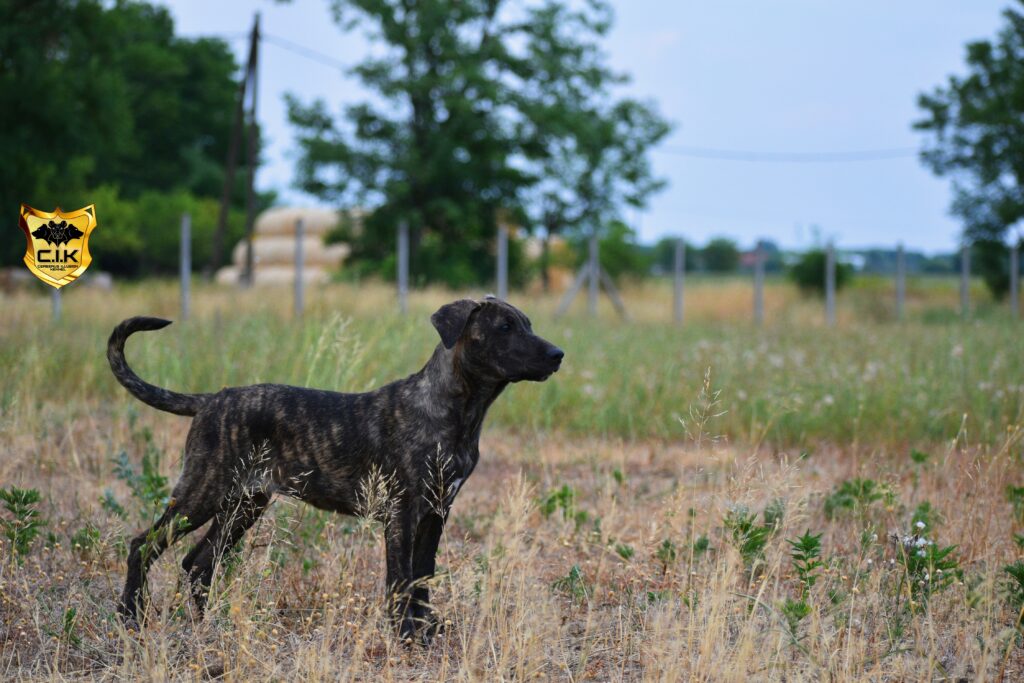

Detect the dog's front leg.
xmin=384 ymin=506 xmax=417 ymax=641
xmin=411 ymin=512 xmax=445 ymax=640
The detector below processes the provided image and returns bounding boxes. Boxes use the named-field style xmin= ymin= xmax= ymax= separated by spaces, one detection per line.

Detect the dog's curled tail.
xmin=107 ymin=317 xmax=208 ymax=417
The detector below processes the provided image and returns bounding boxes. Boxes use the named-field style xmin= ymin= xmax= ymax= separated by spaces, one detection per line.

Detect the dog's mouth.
xmin=508 ymin=365 xmax=560 ymax=383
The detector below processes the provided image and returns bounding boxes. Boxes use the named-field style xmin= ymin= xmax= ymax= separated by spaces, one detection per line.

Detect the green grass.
xmin=1 ymin=278 xmax=1021 ymax=448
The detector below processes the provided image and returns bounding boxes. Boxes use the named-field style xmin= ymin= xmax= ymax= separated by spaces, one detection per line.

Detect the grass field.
xmin=2 ymin=277 xmax=1024 ymax=680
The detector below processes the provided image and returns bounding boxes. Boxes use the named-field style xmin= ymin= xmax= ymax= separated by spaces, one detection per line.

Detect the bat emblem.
xmin=31 ymin=219 xmax=85 ymax=246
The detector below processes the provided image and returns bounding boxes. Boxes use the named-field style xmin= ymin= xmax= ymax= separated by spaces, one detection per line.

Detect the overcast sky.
xmin=162 ymin=0 xmax=1014 ymax=252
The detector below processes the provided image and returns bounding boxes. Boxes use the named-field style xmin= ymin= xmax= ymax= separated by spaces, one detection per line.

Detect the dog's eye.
xmin=500 ymin=322 xmax=511 ymax=332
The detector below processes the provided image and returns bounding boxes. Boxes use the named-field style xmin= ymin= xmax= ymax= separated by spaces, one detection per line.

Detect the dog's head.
xmin=431 ymin=297 xmax=564 ymax=383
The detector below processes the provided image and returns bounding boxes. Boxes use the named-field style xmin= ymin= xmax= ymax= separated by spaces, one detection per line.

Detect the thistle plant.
xmin=890 ymin=522 xmax=960 ymax=608
xmin=0 ymin=486 xmax=46 ymax=562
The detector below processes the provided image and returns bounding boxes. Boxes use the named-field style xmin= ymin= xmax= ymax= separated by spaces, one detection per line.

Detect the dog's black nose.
xmin=547 ymin=347 xmax=565 ymax=361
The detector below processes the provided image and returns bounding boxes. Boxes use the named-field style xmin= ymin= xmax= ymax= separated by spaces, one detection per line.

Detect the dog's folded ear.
xmin=431 ymin=299 xmax=481 ymax=349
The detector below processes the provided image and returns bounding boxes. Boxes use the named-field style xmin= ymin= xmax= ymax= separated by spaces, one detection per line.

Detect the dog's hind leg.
xmin=119 ymin=458 xmax=228 ymax=626
xmin=119 ymin=497 xmax=217 ymax=626
xmin=181 ymin=491 xmax=271 ymax=615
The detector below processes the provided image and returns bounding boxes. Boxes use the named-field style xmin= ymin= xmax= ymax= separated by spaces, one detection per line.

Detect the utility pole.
xmin=241 ymin=13 xmax=261 ymax=287
xmin=208 ymin=13 xmax=260 ymax=281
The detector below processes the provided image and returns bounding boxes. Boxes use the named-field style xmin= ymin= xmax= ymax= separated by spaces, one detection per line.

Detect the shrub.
xmin=789 ymin=248 xmax=853 ymax=296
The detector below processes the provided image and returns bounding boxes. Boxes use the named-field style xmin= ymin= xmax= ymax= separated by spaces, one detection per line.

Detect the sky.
xmin=161 ymin=0 xmax=1015 ymax=253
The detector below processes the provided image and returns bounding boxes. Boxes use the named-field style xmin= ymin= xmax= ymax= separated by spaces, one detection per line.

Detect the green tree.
xmin=701 ymin=238 xmax=740 ymax=272
xmin=288 ymin=0 xmax=669 ymax=288
xmin=520 ymin=1 xmax=670 ymax=290
xmin=915 ymin=2 xmax=1024 ymax=298
xmin=1 ymin=0 xmax=254 ymax=271
xmin=288 ymin=0 xmax=532 ymax=288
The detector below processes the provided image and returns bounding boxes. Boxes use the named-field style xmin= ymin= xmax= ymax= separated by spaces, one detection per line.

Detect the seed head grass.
xmin=1 ymin=278 xmax=1023 ymax=680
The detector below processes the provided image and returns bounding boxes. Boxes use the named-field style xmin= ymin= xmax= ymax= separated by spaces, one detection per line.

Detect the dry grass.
xmin=2 ymin=278 xmax=1024 ymax=681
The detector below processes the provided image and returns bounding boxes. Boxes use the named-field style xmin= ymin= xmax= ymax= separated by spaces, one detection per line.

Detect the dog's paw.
xmin=117 ymin=607 xmax=141 ymax=633
xmin=397 ymin=616 xmax=419 ymax=646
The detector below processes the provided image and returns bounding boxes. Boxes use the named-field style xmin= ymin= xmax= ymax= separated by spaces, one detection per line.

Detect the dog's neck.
xmin=416 ymin=344 xmax=507 ymax=445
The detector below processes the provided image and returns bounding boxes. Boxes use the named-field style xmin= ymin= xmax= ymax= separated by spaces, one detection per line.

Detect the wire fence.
xmin=43 ymin=214 xmax=1024 ymax=325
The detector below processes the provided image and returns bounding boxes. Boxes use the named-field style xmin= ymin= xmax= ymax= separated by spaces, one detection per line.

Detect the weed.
xmin=891 ymin=526 xmax=960 ymax=607
xmin=824 ymin=478 xmax=894 ymax=520
xmin=112 ymin=435 xmax=170 ymax=523
xmin=656 ymin=538 xmax=677 ymax=573
xmin=910 ymin=501 xmax=941 ymax=530
xmin=1007 ymin=485 xmax=1024 ymax=523
xmin=0 ymin=486 xmax=46 ymax=562
xmin=723 ymin=505 xmax=775 ymax=572
xmin=788 ymin=530 xmax=824 ymax=596
xmin=1005 ymin=560 xmax=1024 ymax=611
xmin=552 ymin=564 xmax=589 ymax=602
xmin=540 ymin=484 xmax=589 ymax=530
xmin=780 ymin=597 xmax=812 ymax=640
xmin=615 ymin=543 xmax=635 ymax=561
xmin=70 ymin=523 xmax=101 ymax=555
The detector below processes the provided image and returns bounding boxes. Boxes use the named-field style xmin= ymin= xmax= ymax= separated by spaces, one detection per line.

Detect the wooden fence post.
xmin=825 ymin=242 xmax=836 ymax=326
xmin=895 ymin=242 xmax=905 ymax=321
xmin=496 ymin=224 xmax=508 ymax=300
xmin=753 ymin=240 xmax=765 ymax=326
xmin=587 ymin=231 xmax=599 ymax=317
xmin=673 ymin=238 xmax=685 ymax=324
xmin=961 ymin=243 xmax=970 ymax=319
xmin=180 ymin=212 xmax=191 ymax=321
xmin=398 ymin=221 xmax=409 ymax=314
xmin=1011 ymin=239 xmax=1019 ymax=319
xmin=294 ymin=218 xmax=304 ymax=319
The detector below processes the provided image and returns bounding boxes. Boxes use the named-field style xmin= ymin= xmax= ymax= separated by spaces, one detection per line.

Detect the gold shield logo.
xmin=18 ymin=205 xmax=97 ymax=289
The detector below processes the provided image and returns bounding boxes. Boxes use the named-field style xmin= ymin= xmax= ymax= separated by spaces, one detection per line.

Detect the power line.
xmin=262 ymin=33 xmax=348 ymax=71
xmin=656 ymin=145 xmax=919 ymax=163
xmin=217 ymin=30 xmax=922 ymax=166
xmin=213 ymin=30 xmax=348 ymax=71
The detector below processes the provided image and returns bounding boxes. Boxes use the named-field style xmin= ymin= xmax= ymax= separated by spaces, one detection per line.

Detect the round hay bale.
xmin=214 ymin=265 xmax=241 ymax=285
xmin=253 ymin=207 xmax=360 ymax=237
xmin=251 ymin=265 xmax=330 ymax=286
xmin=230 ymin=237 xmax=350 ymax=267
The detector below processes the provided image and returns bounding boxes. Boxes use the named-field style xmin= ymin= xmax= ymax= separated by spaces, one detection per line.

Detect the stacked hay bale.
xmin=215 ymin=207 xmax=357 ymax=286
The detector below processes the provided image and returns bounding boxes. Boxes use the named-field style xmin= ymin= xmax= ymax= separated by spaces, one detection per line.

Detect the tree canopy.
xmin=916 ymin=1 xmax=1024 ymax=296
xmin=288 ymin=0 xmax=670 ymax=287
xmin=1 ymin=0 xmax=256 ymax=272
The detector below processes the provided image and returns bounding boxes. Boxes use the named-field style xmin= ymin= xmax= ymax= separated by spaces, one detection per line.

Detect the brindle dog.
xmin=107 ymin=297 xmax=563 ymax=641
